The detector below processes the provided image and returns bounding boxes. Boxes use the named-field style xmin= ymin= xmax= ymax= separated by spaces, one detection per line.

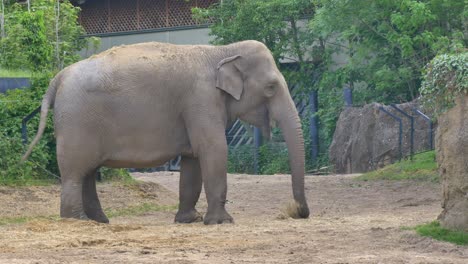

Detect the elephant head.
xmin=216 ymin=41 xmax=310 ymax=218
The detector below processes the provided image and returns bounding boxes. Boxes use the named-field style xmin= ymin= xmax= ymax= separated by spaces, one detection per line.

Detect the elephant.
xmin=22 ymin=40 xmax=310 ymax=225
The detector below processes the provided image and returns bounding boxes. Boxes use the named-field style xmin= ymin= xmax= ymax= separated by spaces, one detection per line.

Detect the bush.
xmin=258 ymin=142 xmax=290 ymax=174
xmin=0 ymin=73 xmax=57 ymax=185
xmin=227 ymin=141 xmax=291 ymax=175
xmin=100 ymin=167 xmax=133 ymax=183
xmin=227 ymin=145 xmax=255 ymax=174
xmin=420 ymin=52 xmax=468 ymax=116
xmin=0 ymin=0 xmax=98 ymax=185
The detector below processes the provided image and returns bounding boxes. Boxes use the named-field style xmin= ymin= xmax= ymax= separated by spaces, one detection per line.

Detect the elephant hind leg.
xmin=83 ymin=169 xmax=109 ymax=223
xmin=57 ymin=139 xmax=102 ymax=222
xmin=60 ymin=171 xmax=89 ymax=221
xmin=175 ymin=156 xmax=203 ymax=223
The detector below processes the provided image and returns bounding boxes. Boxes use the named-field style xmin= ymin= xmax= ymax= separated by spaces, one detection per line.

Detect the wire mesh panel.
xmin=79 ymin=0 xmax=109 ymax=35
xmin=167 ymin=0 xmax=196 ymax=28
xmin=139 ymin=0 xmax=166 ymax=30
xmin=109 ymin=0 xmax=138 ymax=33
xmin=78 ymin=0 xmax=219 ymax=35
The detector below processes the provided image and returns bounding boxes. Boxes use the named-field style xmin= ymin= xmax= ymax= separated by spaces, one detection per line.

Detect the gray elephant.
xmin=22 ymin=40 xmax=310 ymax=225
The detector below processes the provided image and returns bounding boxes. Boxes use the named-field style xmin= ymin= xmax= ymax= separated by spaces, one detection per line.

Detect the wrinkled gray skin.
xmin=22 ymin=40 xmax=310 ymax=225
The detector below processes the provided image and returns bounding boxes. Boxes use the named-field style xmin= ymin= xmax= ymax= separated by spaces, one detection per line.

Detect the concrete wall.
xmin=0 ymin=78 xmax=30 ymax=93
xmin=81 ymin=27 xmax=213 ymax=57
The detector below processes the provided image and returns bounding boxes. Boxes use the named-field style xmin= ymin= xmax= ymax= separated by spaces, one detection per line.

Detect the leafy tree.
xmin=311 ymin=0 xmax=467 ymax=103
xmin=0 ymin=0 xmax=89 ymax=71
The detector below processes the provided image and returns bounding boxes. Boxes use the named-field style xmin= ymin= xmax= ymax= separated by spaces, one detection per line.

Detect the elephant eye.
xmin=264 ymin=84 xmax=276 ymax=97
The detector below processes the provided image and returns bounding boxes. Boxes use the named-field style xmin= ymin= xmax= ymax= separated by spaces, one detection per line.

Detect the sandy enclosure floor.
xmin=0 ymin=172 xmax=467 ymax=264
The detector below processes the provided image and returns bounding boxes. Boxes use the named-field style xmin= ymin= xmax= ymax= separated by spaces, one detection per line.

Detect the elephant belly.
xmin=102 ymin=128 xmax=192 ymax=169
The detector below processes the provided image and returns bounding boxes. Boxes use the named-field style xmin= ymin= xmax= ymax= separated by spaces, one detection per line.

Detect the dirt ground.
xmin=0 ymin=172 xmax=467 ymax=264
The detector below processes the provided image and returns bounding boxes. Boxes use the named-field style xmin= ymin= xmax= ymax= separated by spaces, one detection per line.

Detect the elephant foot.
xmin=60 ymin=211 xmax=90 ymax=221
xmin=204 ymin=210 xmax=234 ymax=225
xmin=175 ymin=209 xmax=203 ymax=223
xmin=87 ymin=212 xmax=110 ymax=224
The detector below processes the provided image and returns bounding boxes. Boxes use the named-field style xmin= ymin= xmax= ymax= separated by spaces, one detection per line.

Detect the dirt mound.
xmin=330 ymin=101 xmax=433 ymax=173
xmin=436 ymin=95 xmax=468 ymax=231
xmin=0 ymin=179 xmax=177 ymax=219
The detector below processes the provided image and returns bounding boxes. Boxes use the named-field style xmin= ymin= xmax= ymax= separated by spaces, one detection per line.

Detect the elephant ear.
xmin=216 ymin=55 xmax=244 ymax=101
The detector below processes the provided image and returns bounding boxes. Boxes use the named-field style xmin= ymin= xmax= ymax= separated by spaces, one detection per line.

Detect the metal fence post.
xmin=413 ymin=109 xmax=434 ymax=150
xmin=253 ymin=127 xmax=262 ymax=174
xmin=379 ymin=106 xmax=403 ymax=161
xmin=21 ymin=106 xmax=41 ymax=144
xmin=343 ymin=86 xmax=353 ymax=107
xmin=309 ymin=90 xmax=319 ymax=164
xmin=391 ymin=104 xmax=414 ymax=160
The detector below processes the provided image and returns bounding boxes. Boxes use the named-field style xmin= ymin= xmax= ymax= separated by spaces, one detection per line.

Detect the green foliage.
xmin=0 ymin=73 xmax=59 ymax=185
xmin=0 ymin=0 xmax=88 ymax=71
xmin=0 ymin=68 xmax=31 ymax=78
xmin=100 ymin=167 xmax=134 ymax=183
xmin=311 ymin=0 xmax=467 ymax=103
xmin=259 ymin=142 xmax=290 ymax=174
xmin=227 ymin=144 xmax=255 ymax=174
xmin=355 ymin=151 xmax=438 ymax=182
xmin=0 ymin=1 xmax=99 ymax=185
xmin=415 ymin=221 xmax=468 ymax=246
xmin=227 ymin=141 xmax=290 ymax=175
xmin=420 ymin=53 xmax=468 ymax=115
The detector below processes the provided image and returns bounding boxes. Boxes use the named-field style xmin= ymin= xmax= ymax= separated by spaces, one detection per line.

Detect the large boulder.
xmin=436 ymin=94 xmax=468 ymax=231
xmin=329 ymin=101 xmax=433 ymax=173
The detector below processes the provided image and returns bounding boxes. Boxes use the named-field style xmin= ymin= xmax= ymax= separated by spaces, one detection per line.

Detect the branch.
xmin=289 ymin=17 xmax=304 ymax=64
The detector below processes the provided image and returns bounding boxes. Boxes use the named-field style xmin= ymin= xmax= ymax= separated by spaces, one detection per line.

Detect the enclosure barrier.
xmin=379 ymin=106 xmax=403 ymax=161
xmin=21 ymin=106 xmax=41 ymax=144
xmin=391 ymin=104 xmax=414 ymax=160
xmin=413 ymin=108 xmax=434 ymax=150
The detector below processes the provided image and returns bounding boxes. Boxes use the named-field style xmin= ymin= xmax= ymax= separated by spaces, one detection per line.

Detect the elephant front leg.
xmin=199 ymin=143 xmax=233 ymax=225
xmin=175 ymin=156 xmax=203 ymax=223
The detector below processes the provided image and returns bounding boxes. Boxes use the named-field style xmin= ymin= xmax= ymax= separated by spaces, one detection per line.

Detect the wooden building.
xmin=77 ymin=0 xmax=217 ymax=35
xmin=74 ymin=0 xmax=218 ymax=54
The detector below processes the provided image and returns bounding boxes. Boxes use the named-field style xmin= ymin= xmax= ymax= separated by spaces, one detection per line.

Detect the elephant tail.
xmin=21 ymin=76 xmax=60 ymax=162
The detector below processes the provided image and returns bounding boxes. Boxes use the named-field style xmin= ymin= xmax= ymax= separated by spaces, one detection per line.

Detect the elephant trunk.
xmin=269 ymin=90 xmax=310 ymax=219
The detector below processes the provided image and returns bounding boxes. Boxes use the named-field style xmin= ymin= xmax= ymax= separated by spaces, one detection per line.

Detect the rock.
xmin=329 ymin=101 xmax=433 ymax=173
xmin=436 ymin=94 xmax=468 ymax=232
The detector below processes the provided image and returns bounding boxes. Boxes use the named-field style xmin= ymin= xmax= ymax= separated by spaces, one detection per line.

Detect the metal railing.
xmin=379 ymin=106 xmax=403 ymax=161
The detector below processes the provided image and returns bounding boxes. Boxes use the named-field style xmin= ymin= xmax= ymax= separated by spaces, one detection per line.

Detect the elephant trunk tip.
xmin=285 ymin=201 xmax=310 ymax=219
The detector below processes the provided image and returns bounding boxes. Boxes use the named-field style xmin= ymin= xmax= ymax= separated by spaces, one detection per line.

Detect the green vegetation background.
xmin=0 ymin=0 xmax=466 ymax=182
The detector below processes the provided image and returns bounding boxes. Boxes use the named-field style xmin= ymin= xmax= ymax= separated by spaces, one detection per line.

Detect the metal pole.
xmin=253 ymin=126 xmax=262 ymax=174
xmin=55 ymin=0 xmax=61 ymax=69
xmin=0 ymin=0 xmax=5 ymax=38
xmin=309 ymin=90 xmax=319 ymax=165
xmin=21 ymin=106 xmax=41 ymax=144
xmin=27 ymin=0 xmax=30 ymax=12
xmin=391 ymin=104 xmax=414 ymax=160
xmin=343 ymin=86 xmax=353 ymax=107
xmin=379 ymin=107 xmax=403 ymax=161
xmin=413 ymin=109 xmax=433 ymax=150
